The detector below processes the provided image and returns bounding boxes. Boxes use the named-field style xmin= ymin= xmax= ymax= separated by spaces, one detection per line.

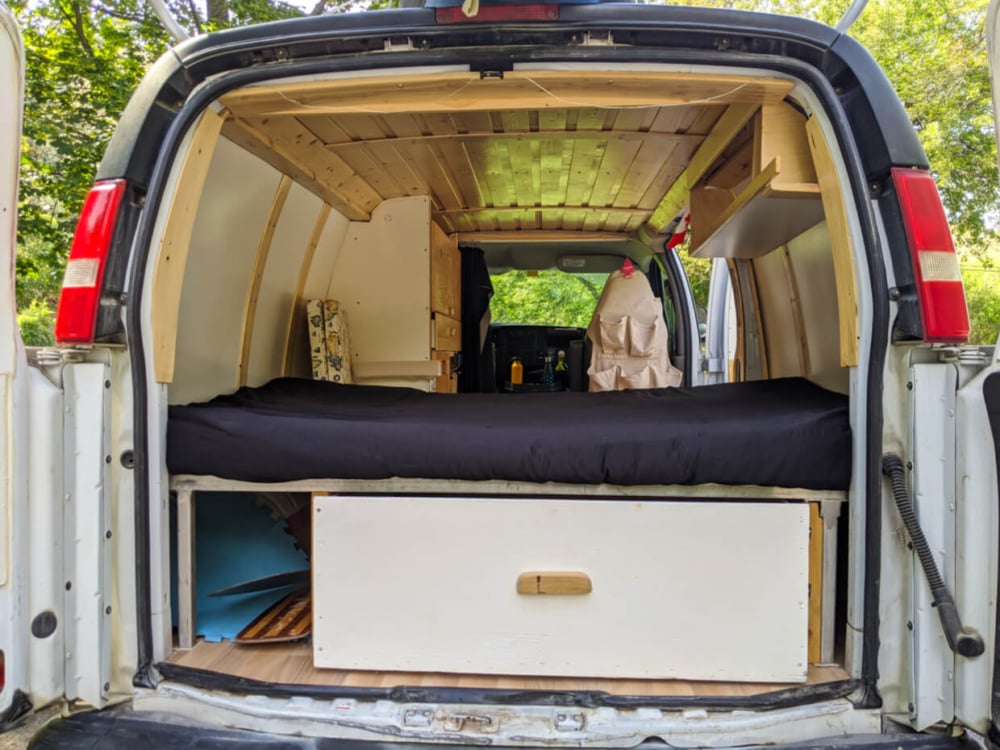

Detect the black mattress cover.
xmin=167 ymin=377 xmax=851 ymax=490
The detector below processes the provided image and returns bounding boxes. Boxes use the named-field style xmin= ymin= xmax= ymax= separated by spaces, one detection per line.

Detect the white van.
xmin=3 ymin=1 xmax=1000 ymax=747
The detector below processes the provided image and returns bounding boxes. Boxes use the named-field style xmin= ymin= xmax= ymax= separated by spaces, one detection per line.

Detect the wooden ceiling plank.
xmin=437 ymin=205 xmax=647 ymax=218
xmin=222 ymin=118 xmax=373 ymax=221
xmin=451 ymin=111 xmax=494 ymax=134
xmin=373 ymin=144 xmax=429 ymax=197
xmin=250 ymin=116 xmax=384 ymax=214
xmin=336 ymin=146 xmax=409 ymax=200
xmin=575 ymin=108 xmax=607 ymax=131
xmin=687 ymin=105 xmax=729 ymax=136
xmin=483 ymin=140 xmax=516 ymax=208
xmin=646 ymin=102 xmax=759 ymax=234
xmin=564 ymin=138 xmax=607 ymax=207
xmin=539 ymin=137 xmax=572 ymax=208
xmin=297 ymin=115 xmax=354 ymax=145
xmin=498 ymin=137 xmax=537 ymax=207
xmin=436 ymin=139 xmax=488 ymax=210
xmin=392 ymin=142 xmax=463 ymax=210
xmin=500 ymin=110 xmax=532 ymax=133
xmin=221 ymin=72 xmax=792 ymax=118
xmin=537 ymin=109 xmax=568 ymax=131
xmin=458 ymin=139 xmax=495 ymax=208
xmin=636 ymin=141 xmax=700 ymax=210
xmin=455 ymin=230 xmax=630 ymax=243
xmin=588 ymin=136 xmax=642 ymax=209
xmin=425 ymin=142 xmax=468 ymax=209
xmin=324 ymin=130 xmax=701 ymax=152
xmin=615 ymin=139 xmax=679 ymax=209
xmin=378 ymin=113 xmax=424 ymax=138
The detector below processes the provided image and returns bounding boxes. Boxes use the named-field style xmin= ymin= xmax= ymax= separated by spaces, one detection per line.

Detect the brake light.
xmin=891 ymin=167 xmax=970 ymax=343
xmin=435 ymin=3 xmax=558 ymax=23
xmin=54 ymin=180 xmax=127 ymax=344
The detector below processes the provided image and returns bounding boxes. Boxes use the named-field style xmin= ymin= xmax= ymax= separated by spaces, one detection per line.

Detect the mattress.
xmin=166 ymin=377 xmax=851 ymax=490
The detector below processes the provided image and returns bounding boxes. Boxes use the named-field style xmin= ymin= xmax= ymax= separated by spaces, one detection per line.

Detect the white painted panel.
xmin=0 ymin=6 xmax=22 ymax=376
xmin=285 ymin=208 xmax=351 ymax=379
xmin=170 ymin=138 xmax=281 ymax=404
xmin=954 ymin=353 xmax=1000 ymax=733
xmin=247 ymin=184 xmax=323 ymax=386
xmin=753 ymin=248 xmax=801 ymax=380
xmin=786 ymin=223 xmax=848 ymax=394
xmin=63 ymin=362 xmax=111 ymax=708
xmin=27 ymin=368 xmax=65 ymax=704
xmin=313 ymin=497 xmax=809 ymax=682
xmin=908 ymin=363 xmax=958 ymax=730
xmin=328 ymin=196 xmax=432 ymax=390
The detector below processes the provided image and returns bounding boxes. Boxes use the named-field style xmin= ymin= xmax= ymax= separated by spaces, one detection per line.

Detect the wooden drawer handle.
xmin=517 ymin=571 xmax=592 ymax=596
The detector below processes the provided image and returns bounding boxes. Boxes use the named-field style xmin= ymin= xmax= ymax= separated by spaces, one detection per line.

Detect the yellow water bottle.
xmin=510 ymin=356 xmax=523 ymax=385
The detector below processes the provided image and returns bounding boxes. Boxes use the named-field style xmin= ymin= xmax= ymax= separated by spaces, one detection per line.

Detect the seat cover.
xmin=586 ymin=268 xmax=682 ymax=391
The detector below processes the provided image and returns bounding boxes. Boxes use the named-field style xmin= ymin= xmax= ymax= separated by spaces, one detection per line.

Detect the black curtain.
xmin=458 ymin=248 xmax=495 ymax=393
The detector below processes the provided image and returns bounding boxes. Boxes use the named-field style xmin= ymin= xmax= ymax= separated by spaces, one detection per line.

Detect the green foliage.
xmin=964 ymin=268 xmax=1000 ymax=344
xmin=490 ymin=271 xmax=606 ymax=328
xmin=9 ymin=0 xmax=1000 ymax=345
xmin=17 ymin=299 xmax=56 ymax=347
xmin=680 ymin=254 xmax=712 ymax=310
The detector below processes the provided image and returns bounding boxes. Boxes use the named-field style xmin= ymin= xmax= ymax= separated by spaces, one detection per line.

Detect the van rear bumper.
xmin=27 ymin=710 xmax=984 ymax=750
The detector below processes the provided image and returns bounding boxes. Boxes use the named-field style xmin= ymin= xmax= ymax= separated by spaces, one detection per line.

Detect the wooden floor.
xmin=165 ymin=641 xmax=849 ymax=696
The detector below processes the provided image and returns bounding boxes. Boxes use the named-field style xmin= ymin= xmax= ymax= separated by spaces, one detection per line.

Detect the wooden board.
xmin=166 ymin=641 xmax=849 ymax=695
xmin=433 ymin=313 xmax=461 ymax=353
xmin=312 ymin=496 xmax=810 ymax=682
xmin=236 ymin=589 xmax=312 ymax=644
xmin=219 ymin=71 xmax=794 ymax=118
xmin=152 ymin=108 xmax=225 ymax=384
xmin=430 ymin=223 xmax=460 ymax=319
xmin=805 ymin=115 xmax=858 ymax=368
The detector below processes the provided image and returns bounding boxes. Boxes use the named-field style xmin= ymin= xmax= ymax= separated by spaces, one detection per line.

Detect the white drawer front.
xmin=312 ymin=496 xmax=809 ymax=682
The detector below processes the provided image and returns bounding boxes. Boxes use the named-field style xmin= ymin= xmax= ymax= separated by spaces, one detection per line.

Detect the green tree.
xmin=490 ymin=271 xmax=606 ymax=328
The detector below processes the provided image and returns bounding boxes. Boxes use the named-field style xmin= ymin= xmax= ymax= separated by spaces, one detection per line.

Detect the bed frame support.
xmin=170 ymin=475 xmax=847 ymax=657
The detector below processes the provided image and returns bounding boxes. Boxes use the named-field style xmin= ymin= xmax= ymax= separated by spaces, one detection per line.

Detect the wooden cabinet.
xmin=312 ymin=495 xmax=810 ymax=682
xmin=690 ymin=103 xmax=823 ymax=259
xmin=430 ymin=222 xmax=461 ymax=393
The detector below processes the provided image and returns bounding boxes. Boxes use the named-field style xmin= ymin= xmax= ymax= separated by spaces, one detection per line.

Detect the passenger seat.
xmin=586 ymin=267 xmax=682 ymax=392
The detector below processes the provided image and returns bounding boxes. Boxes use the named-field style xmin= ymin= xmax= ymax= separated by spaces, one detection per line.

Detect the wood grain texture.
xmin=805 ymin=115 xmax=859 ymax=368
xmin=152 ymin=108 xmax=225 ymax=384
xmin=166 ymin=641 xmax=848 ymax=695
xmin=808 ymin=503 xmax=823 ymax=664
xmin=516 ymin=571 xmax=593 ymax=595
xmin=238 ymin=175 xmax=291 ymax=387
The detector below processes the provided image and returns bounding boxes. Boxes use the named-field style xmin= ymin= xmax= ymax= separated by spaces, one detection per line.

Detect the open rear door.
xmin=954 ymin=2 xmax=1000 ymax=738
xmin=0 ymin=0 xmax=31 ymax=725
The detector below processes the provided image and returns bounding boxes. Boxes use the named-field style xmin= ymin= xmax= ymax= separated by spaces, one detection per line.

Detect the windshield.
xmin=489 ymin=270 xmax=607 ymax=328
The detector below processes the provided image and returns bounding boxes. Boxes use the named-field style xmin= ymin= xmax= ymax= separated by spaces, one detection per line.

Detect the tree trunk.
xmin=206 ymin=0 xmax=228 ymax=25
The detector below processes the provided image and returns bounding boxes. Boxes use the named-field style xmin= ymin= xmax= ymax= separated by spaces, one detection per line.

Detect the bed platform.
xmin=167 ymin=376 xmax=851 ymax=489
xmin=166 ymin=376 xmax=850 ymax=681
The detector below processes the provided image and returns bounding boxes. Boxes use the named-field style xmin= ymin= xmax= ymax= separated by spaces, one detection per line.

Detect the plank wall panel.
xmin=246 ymin=183 xmax=324 ymax=387
xmin=170 ymin=139 xmax=280 ymax=404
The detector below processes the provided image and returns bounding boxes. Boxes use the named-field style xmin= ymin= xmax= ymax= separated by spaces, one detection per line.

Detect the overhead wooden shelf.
xmin=689 ymin=103 xmax=824 ymax=259
xmin=690 ymin=159 xmax=823 ymax=259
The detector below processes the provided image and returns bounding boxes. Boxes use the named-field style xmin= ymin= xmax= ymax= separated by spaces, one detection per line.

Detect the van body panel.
xmin=0 ymin=0 xmax=28 ymax=719
xmin=7 ymin=1 xmax=997 ymax=745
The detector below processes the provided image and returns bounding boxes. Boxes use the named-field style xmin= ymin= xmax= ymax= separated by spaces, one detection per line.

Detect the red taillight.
xmin=891 ymin=167 xmax=970 ymax=343
xmin=54 ymin=179 xmax=127 ymax=344
xmin=435 ymin=3 xmax=558 ymax=23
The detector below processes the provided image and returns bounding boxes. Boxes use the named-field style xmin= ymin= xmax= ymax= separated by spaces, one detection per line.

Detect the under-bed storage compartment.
xmin=312 ymin=495 xmax=810 ymax=683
